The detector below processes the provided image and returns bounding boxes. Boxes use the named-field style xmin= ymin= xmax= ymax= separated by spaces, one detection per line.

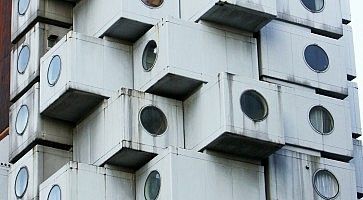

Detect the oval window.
xmin=140 ymin=106 xmax=167 ymax=136
xmin=47 ymin=185 xmax=61 ymax=200
xmin=141 ymin=0 xmax=164 ymax=8
xmin=304 ymin=44 xmax=329 ymax=72
xmin=17 ymin=45 xmax=30 ymax=74
xmin=313 ymin=170 xmax=339 ymax=199
xmin=18 ymin=0 xmax=30 ymax=15
xmin=15 ymin=167 xmax=29 ymax=198
xmin=142 ymin=40 xmax=158 ymax=71
xmin=47 ymin=55 xmax=62 ymax=86
xmin=309 ymin=106 xmax=334 ymax=135
xmin=15 ymin=105 xmax=29 ymax=135
xmin=301 ymin=0 xmax=324 ymax=12
xmin=144 ymin=171 xmax=161 ymax=200
xmin=240 ymin=90 xmax=268 ymax=122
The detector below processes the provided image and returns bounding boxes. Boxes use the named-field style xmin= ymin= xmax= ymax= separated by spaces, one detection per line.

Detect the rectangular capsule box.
xmin=73 ymin=88 xmax=183 ymax=170
xmin=260 ymin=21 xmax=351 ymax=99
xmin=184 ymin=73 xmax=284 ymax=159
xmin=347 ymin=82 xmax=361 ymax=138
xmin=11 ymin=0 xmax=73 ymax=43
xmin=134 ymin=18 xmax=259 ymax=100
xmin=0 ymin=136 xmax=10 ymax=164
xmin=180 ymin=0 xmax=277 ymax=32
xmin=136 ymin=148 xmax=266 ymax=200
xmin=10 ymin=23 xmax=69 ymax=102
xmin=8 ymin=145 xmax=71 ymax=200
xmin=352 ymin=139 xmax=363 ymax=199
xmin=275 ymin=0 xmax=343 ymax=39
xmin=40 ymin=31 xmax=133 ymax=124
xmin=0 ymin=165 xmax=10 ymax=200
xmin=268 ymin=147 xmax=357 ymax=200
xmin=343 ymin=25 xmax=357 ymax=81
xmin=9 ymin=83 xmax=72 ymax=163
xmin=73 ymin=0 xmax=179 ymax=42
xmin=39 ymin=162 xmax=135 ymax=200
xmin=280 ymin=85 xmax=353 ymax=161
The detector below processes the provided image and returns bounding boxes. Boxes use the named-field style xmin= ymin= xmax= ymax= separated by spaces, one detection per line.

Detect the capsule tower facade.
xmin=0 ymin=0 xmax=362 ymax=199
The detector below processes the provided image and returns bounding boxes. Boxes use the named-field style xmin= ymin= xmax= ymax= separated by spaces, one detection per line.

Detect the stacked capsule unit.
xmin=4 ymin=0 xmax=362 ymax=200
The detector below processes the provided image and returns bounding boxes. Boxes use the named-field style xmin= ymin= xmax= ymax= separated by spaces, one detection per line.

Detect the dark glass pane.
xmin=144 ymin=171 xmax=161 ymax=200
xmin=142 ymin=40 xmax=158 ymax=71
xmin=309 ymin=106 xmax=334 ymax=134
xmin=304 ymin=44 xmax=329 ymax=72
xmin=240 ymin=90 xmax=268 ymax=121
xmin=140 ymin=106 xmax=167 ymax=135
xmin=141 ymin=0 xmax=164 ymax=8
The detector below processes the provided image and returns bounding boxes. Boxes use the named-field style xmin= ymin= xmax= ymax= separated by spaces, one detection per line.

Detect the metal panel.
xmin=9 ymin=83 xmax=72 ymax=163
xmin=11 ymin=0 xmax=73 ymax=43
xmin=136 ymin=148 xmax=266 ymax=200
xmin=352 ymin=139 xmax=363 ymax=198
xmin=8 ymin=145 xmax=71 ymax=200
xmin=134 ymin=17 xmax=259 ymax=100
xmin=260 ymin=20 xmax=349 ymax=99
xmin=10 ymin=23 xmax=69 ymax=102
xmin=180 ymin=0 xmax=277 ymax=32
xmin=74 ymin=89 xmax=183 ymax=170
xmin=268 ymin=147 xmax=357 ymax=200
xmin=73 ymin=0 xmax=179 ymax=42
xmin=0 ymin=165 xmax=10 ymax=200
xmin=280 ymin=85 xmax=353 ymax=161
xmin=39 ymin=162 xmax=135 ymax=200
xmin=40 ymin=31 xmax=133 ymax=123
xmin=276 ymin=0 xmax=343 ymax=39
xmin=184 ymin=73 xmax=284 ymax=159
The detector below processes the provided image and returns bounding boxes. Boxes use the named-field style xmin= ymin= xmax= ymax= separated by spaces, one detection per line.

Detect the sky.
xmin=350 ymin=0 xmax=363 ymax=128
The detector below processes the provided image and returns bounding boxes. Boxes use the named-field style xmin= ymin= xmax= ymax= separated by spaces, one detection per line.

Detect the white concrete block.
xmin=39 ymin=162 xmax=135 ymax=200
xmin=40 ymin=31 xmax=133 ymax=123
xmin=180 ymin=0 xmax=277 ymax=32
xmin=0 ymin=165 xmax=10 ymax=200
xmin=74 ymin=89 xmax=183 ymax=169
xmin=134 ymin=18 xmax=259 ymax=100
xmin=347 ymin=82 xmax=361 ymax=138
xmin=136 ymin=148 xmax=266 ymax=200
xmin=352 ymin=139 xmax=363 ymax=198
xmin=10 ymin=23 xmax=69 ymax=102
xmin=184 ymin=73 xmax=284 ymax=159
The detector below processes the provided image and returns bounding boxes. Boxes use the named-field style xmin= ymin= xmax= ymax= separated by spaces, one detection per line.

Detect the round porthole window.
xmin=142 ymin=40 xmax=158 ymax=71
xmin=141 ymin=0 xmax=164 ymax=8
xmin=313 ymin=169 xmax=339 ymax=199
xmin=240 ymin=90 xmax=268 ymax=122
xmin=301 ymin=0 xmax=324 ymax=12
xmin=47 ymin=185 xmax=61 ymax=200
xmin=309 ymin=106 xmax=334 ymax=135
xmin=144 ymin=170 xmax=161 ymax=200
xmin=304 ymin=44 xmax=329 ymax=72
xmin=47 ymin=55 xmax=62 ymax=86
xmin=17 ymin=45 xmax=30 ymax=74
xmin=18 ymin=0 xmax=30 ymax=15
xmin=15 ymin=167 xmax=29 ymax=198
xmin=140 ymin=106 xmax=167 ymax=136
xmin=15 ymin=105 xmax=29 ymax=135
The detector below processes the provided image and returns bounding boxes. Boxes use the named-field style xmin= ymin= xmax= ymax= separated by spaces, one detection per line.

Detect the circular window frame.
xmin=18 ymin=0 xmax=30 ymax=15
xmin=303 ymin=44 xmax=330 ymax=73
xmin=140 ymin=0 xmax=165 ymax=9
xmin=17 ymin=45 xmax=30 ymax=74
xmin=15 ymin=104 xmax=29 ymax=136
xmin=240 ymin=90 xmax=269 ymax=122
xmin=312 ymin=169 xmax=340 ymax=200
xmin=308 ymin=105 xmax=335 ymax=135
xmin=300 ymin=0 xmax=325 ymax=13
xmin=14 ymin=166 xmax=29 ymax=199
xmin=144 ymin=170 xmax=161 ymax=200
xmin=142 ymin=40 xmax=159 ymax=72
xmin=139 ymin=105 xmax=168 ymax=137
xmin=47 ymin=55 xmax=62 ymax=87
xmin=47 ymin=184 xmax=62 ymax=200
